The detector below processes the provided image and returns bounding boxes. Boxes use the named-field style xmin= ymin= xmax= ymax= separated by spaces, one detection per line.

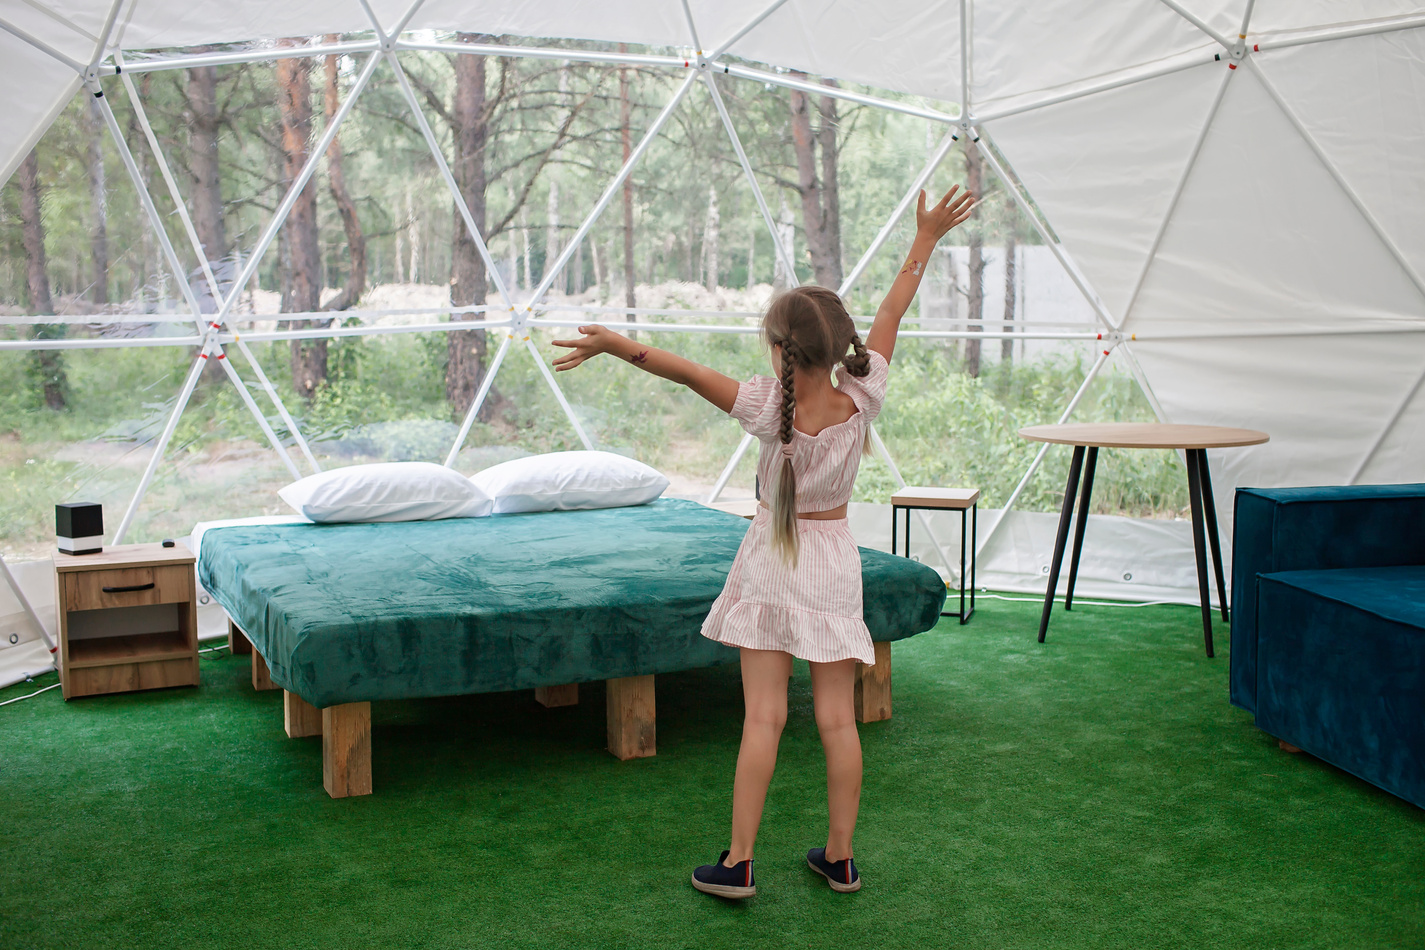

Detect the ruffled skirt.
xmin=701 ymin=506 xmax=875 ymax=665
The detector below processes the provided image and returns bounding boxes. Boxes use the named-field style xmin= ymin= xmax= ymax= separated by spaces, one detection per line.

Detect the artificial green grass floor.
xmin=2 ymin=595 xmax=1422 ymax=950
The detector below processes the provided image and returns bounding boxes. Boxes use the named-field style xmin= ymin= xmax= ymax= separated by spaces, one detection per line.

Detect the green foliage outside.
xmin=0 ymin=326 xmax=1185 ymax=559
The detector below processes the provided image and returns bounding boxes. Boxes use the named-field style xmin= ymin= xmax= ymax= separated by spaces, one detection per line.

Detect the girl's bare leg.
xmin=809 ymin=658 xmax=861 ymax=861
xmin=726 ymin=647 xmax=793 ymax=864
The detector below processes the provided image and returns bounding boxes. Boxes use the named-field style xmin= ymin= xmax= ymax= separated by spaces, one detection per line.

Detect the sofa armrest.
xmin=1230 ymin=484 xmax=1425 ymax=714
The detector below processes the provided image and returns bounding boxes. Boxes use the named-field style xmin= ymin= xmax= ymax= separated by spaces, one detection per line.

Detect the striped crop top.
xmin=728 ymin=349 xmax=889 ymax=514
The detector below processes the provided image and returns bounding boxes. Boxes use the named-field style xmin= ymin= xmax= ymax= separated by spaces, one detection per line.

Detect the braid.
xmin=771 ymin=340 xmax=800 ymax=566
xmin=844 ymin=332 xmax=872 ymax=377
xmin=779 ymin=341 xmax=796 ymax=448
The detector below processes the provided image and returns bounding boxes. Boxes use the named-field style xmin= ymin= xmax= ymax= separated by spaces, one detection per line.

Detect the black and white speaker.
xmin=56 ymin=502 xmax=104 ymax=556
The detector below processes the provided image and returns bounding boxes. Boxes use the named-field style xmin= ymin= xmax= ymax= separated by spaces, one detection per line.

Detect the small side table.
xmin=53 ymin=542 xmax=199 ymax=699
xmin=890 ymin=487 xmax=979 ymax=623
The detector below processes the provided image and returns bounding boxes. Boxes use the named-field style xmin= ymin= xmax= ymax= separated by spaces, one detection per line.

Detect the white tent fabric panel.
xmin=1249 ymin=0 xmax=1423 ymax=34
xmin=1128 ymin=62 xmax=1425 ymax=337
xmin=981 ymin=63 xmax=1226 ymax=321
xmin=969 ymin=0 xmax=1220 ymax=112
xmin=1357 ymin=368 xmax=1425 ymax=483
xmin=1256 ymin=30 xmax=1425 ymax=277
xmin=1130 ymin=333 xmax=1425 ymax=494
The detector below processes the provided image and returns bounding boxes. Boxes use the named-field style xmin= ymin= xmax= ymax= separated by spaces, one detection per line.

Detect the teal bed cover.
xmin=198 ymin=498 xmax=947 ymax=707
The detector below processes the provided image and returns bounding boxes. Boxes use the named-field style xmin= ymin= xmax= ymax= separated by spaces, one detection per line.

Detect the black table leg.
xmin=1185 ymin=449 xmax=1215 ymax=658
xmin=969 ymin=503 xmax=977 ymax=619
xmin=1039 ymin=445 xmax=1085 ymax=643
xmin=1064 ymin=446 xmax=1099 ymax=611
xmin=1196 ymin=451 xmax=1230 ymax=622
xmin=959 ymin=506 xmax=968 ymax=621
xmin=891 ymin=504 xmax=898 ymax=557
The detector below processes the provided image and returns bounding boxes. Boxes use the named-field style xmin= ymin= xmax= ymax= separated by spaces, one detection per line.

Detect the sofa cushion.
xmin=1261 ymin=566 xmax=1425 ymax=631
xmin=1255 ymin=566 xmax=1425 ymax=809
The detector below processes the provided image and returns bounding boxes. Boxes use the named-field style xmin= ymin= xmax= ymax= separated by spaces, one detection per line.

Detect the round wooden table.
xmin=1018 ymin=423 xmax=1269 ymax=657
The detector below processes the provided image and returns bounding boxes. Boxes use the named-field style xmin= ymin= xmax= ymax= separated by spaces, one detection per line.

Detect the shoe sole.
xmin=691 ymin=874 xmax=756 ymax=899
xmin=807 ymin=858 xmax=862 ymax=893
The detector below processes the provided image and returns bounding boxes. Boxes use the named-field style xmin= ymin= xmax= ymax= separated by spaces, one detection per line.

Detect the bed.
xmin=197 ymin=498 xmax=947 ymax=797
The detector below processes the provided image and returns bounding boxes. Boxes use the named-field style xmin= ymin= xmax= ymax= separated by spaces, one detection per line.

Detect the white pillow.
xmin=471 ymin=451 xmax=669 ymax=514
xmin=278 ymin=462 xmax=493 ymax=523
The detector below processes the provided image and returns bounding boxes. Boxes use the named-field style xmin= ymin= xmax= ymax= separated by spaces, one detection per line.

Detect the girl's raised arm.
xmin=865 ymin=185 xmax=976 ymax=363
xmin=551 ymin=325 xmax=740 ymax=414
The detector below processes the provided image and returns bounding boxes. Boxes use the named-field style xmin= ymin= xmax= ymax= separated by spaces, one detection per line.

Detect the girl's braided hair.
xmin=762 ymin=285 xmax=871 ymax=565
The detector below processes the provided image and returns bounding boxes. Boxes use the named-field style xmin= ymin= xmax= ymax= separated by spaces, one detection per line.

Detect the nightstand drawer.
xmin=64 ymin=565 xmax=193 ymax=612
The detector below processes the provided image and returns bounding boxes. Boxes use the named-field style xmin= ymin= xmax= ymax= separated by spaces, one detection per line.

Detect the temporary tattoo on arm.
xmin=900 ymin=259 xmax=924 ymax=276
xmin=629 ymin=350 xmax=649 ymax=365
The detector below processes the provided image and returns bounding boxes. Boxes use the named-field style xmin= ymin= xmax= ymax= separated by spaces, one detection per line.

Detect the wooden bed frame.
xmin=228 ymin=619 xmax=893 ymax=799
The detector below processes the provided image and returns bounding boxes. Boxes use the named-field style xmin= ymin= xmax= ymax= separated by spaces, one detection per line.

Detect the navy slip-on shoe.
xmin=806 ymin=848 xmax=861 ymax=893
xmin=692 ymin=850 xmax=756 ymax=899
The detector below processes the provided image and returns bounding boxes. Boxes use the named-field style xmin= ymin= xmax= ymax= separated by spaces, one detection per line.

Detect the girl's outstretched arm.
xmin=551 ymin=325 xmax=740 ymax=413
xmin=865 ymin=185 xmax=976 ymax=363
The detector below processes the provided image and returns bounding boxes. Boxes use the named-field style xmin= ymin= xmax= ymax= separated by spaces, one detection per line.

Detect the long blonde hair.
xmin=762 ymin=286 xmax=871 ymax=566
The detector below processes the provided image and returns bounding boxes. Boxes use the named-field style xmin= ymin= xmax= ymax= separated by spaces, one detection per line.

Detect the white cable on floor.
xmin=0 ymin=682 xmax=60 ymax=707
xmin=977 ymin=592 xmax=1195 ymax=608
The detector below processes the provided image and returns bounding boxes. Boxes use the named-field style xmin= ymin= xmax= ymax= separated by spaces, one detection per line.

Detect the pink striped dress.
xmin=701 ymin=350 xmax=890 ymax=665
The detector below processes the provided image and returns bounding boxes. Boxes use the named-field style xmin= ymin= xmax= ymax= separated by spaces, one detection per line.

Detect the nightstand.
xmin=53 ymin=543 xmax=200 ymax=699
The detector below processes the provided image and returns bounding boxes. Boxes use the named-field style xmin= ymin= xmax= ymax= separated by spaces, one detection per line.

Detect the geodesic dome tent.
xmin=2 ymin=0 xmax=1424 ymax=594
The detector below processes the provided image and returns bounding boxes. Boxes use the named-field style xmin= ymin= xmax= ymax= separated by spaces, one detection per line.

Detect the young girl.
xmin=552 ymin=185 xmax=975 ymax=898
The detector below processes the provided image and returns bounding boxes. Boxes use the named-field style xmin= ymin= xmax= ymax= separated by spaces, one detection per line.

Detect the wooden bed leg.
xmin=323 ymin=702 xmax=372 ymax=799
xmin=252 ymin=651 xmax=278 ymax=691
xmin=228 ymin=618 xmax=252 ymax=655
xmin=606 ymin=675 xmax=655 ymax=760
xmin=535 ymin=684 xmax=579 ymax=708
xmin=284 ymin=690 xmax=322 ymax=738
xmin=855 ymin=641 xmax=893 ymax=723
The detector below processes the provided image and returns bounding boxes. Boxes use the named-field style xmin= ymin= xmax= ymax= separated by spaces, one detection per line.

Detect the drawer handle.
xmin=102 ymin=582 xmax=155 ymax=593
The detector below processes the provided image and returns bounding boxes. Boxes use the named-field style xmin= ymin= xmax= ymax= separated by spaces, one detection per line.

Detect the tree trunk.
xmin=276 ymin=41 xmax=326 ymax=400
xmin=774 ymin=198 xmax=795 ymax=289
xmin=187 ymin=57 xmax=228 ymax=277
xmin=406 ymin=188 xmax=420 ymax=282
xmin=591 ymin=239 xmax=603 ymax=300
xmin=746 ymin=217 xmax=756 ymax=291
xmin=787 ymin=73 xmax=842 ymax=289
xmin=543 ymin=178 xmax=560 ymax=288
xmin=84 ymin=96 xmax=109 ymax=306
xmin=620 ymin=48 xmax=637 ymax=331
xmin=17 ymin=149 xmax=67 ymax=410
xmin=126 ymin=74 xmax=158 ymax=296
xmin=1001 ymin=235 xmax=1017 ymax=368
xmin=963 ymin=140 xmax=984 ymax=378
xmin=704 ymin=185 xmax=720 ymax=293
xmin=817 ymin=87 xmax=842 ymax=286
xmin=446 ymin=35 xmax=506 ymax=423
xmin=320 ymin=39 xmax=366 ymax=314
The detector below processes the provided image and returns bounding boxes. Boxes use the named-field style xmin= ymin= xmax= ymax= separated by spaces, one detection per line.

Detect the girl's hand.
xmin=552 ymin=324 xmax=622 ymax=371
xmin=915 ymin=185 xmax=976 ymax=242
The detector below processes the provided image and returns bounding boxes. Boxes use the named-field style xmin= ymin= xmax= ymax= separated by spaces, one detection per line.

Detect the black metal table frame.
xmin=892 ymin=502 xmax=977 ymax=623
xmin=1037 ymin=445 xmax=1228 ymax=656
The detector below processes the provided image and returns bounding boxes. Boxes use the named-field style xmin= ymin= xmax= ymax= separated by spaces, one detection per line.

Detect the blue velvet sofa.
xmin=1231 ymin=484 xmax=1425 ymax=809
